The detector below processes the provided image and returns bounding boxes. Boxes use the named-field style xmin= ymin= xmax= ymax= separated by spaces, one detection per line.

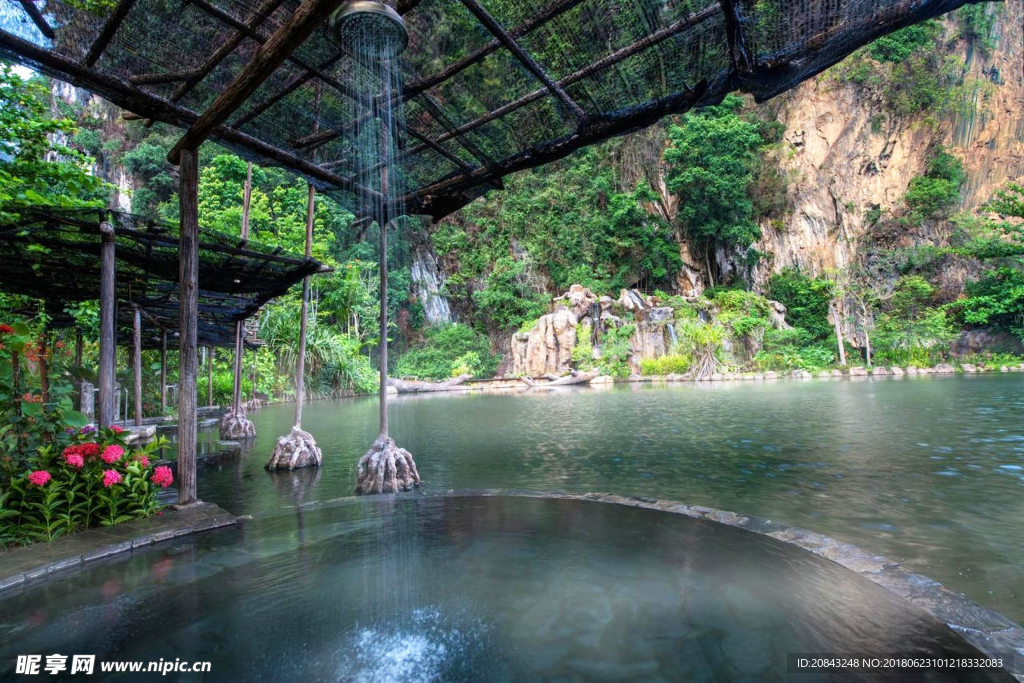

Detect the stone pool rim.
xmin=1 ymin=490 xmax=1021 ymax=679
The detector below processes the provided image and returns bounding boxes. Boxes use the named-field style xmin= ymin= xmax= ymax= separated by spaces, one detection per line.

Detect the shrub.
xmin=766 ymin=269 xmax=833 ymax=340
xmin=1 ymin=426 xmax=170 ymax=547
xmin=676 ymin=321 xmax=726 ymax=379
xmin=394 ymin=324 xmax=498 ymax=380
xmin=640 ymin=354 xmax=692 ymax=376
xmin=598 ymin=324 xmax=636 ymax=378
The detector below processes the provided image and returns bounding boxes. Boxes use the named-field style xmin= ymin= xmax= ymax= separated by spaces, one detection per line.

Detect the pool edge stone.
xmin=0 ymin=503 xmax=236 ymax=596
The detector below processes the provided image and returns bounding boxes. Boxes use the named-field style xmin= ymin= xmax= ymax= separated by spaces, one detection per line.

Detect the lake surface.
xmin=0 ymin=496 xmax=1010 ymax=682
xmin=195 ymin=374 xmax=1024 ymax=623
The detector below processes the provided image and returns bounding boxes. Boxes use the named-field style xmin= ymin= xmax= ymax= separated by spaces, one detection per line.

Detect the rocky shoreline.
xmin=599 ymin=362 xmax=1024 ymax=385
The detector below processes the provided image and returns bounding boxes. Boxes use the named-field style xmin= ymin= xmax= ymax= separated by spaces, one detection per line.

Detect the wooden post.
xmin=378 ymin=215 xmax=388 ymax=439
xmin=294 ymin=184 xmax=313 ymax=428
xmin=177 ymin=148 xmax=199 ymax=506
xmin=74 ymin=330 xmax=84 ymax=411
xmin=132 ymin=305 xmax=142 ymax=426
xmin=232 ymin=161 xmax=252 ymax=414
xmin=98 ymin=220 xmax=116 ymax=428
xmin=38 ymin=326 xmax=49 ymax=405
xmin=233 ymin=323 xmax=243 ymax=412
xmin=207 ymin=347 xmax=214 ymax=406
xmin=160 ymin=330 xmax=167 ymax=414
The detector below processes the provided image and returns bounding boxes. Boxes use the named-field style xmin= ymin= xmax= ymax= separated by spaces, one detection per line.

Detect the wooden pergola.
xmin=0 ymin=0 xmax=991 ymax=503
xmin=0 ymin=207 xmax=323 ymax=446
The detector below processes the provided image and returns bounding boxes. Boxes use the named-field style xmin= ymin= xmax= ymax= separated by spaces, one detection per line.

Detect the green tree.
xmin=664 ymin=94 xmax=764 ymax=286
xmin=0 ymin=65 xmax=109 ymax=218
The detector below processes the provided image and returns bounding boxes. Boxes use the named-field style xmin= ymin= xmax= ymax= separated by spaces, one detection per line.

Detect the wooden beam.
xmin=458 ymin=0 xmax=586 ymax=122
xmin=294 ymin=184 xmax=314 ymax=428
xmin=84 ymin=0 xmax=137 ymax=67
xmin=98 ymin=220 xmax=116 ymax=427
xmin=129 ymin=70 xmax=199 ymax=86
xmin=168 ymin=0 xmax=346 ymax=162
xmin=132 ymin=304 xmax=142 ymax=427
xmin=177 ymin=148 xmax=199 ymax=505
xmin=207 ymin=347 xmax=214 ymax=405
xmin=16 ymin=0 xmax=54 ymax=40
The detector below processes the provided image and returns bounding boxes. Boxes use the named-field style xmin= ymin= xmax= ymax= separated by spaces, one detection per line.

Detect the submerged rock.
xmin=961 ymin=363 xmax=978 ymax=373
xmin=891 ymin=366 xmax=905 ymax=376
xmin=935 ymin=363 xmax=956 ymax=374
xmin=849 ymin=366 xmax=867 ymax=376
xmin=872 ymin=366 xmax=890 ymax=375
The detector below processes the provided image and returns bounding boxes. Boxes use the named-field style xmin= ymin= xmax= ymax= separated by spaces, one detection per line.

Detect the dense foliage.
xmin=0 ymin=66 xmax=109 ymax=219
xmin=392 ymin=324 xmax=497 ymax=380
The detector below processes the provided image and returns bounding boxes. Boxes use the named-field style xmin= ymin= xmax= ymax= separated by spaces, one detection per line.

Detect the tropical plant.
xmin=676 ymin=321 xmax=726 ymax=380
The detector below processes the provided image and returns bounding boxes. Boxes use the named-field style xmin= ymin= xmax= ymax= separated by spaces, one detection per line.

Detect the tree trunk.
xmin=832 ymin=300 xmax=847 ymax=366
xmin=387 ymin=374 xmax=473 ymax=393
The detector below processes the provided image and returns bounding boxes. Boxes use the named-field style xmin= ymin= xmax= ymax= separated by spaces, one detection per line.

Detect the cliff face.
xmin=741 ymin=0 xmax=1024 ymax=287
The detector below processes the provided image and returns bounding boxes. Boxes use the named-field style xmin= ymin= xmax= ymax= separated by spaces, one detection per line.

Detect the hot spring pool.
xmin=0 ymin=495 xmax=1011 ymax=682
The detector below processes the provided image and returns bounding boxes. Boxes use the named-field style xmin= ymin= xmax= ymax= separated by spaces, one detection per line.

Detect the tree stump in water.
xmin=265 ymin=426 xmax=322 ymax=471
xmin=220 ymin=407 xmax=255 ymax=439
xmin=355 ymin=435 xmax=421 ymax=495
xmin=243 ymin=397 xmax=264 ymax=412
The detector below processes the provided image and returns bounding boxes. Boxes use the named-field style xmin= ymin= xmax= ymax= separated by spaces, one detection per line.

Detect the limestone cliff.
xmin=740 ymin=1 xmax=1024 ymax=287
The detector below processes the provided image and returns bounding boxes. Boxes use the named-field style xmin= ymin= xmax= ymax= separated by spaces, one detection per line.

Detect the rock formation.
xmin=265 ymin=426 xmax=322 ymax=471
xmin=510 ymin=308 xmax=578 ymax=377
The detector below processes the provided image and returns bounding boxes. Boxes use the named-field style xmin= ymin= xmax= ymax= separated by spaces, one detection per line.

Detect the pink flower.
xmin=0 ymin=324 xmax=14 ymax=335
xmin=79 ymin=443 xmax=101 ymax=459
xmin=109 ymin=425 xmax=124 ymax=434
xmin=65 ymin=454 xmax=85 ymax=469
xmin=27 ymin=470 xmax=51 ymax=486
xmin=133 ymin=455 xmax=150 ymax=468
xmin=151 ymin=466 xmax=173 ymax=489
xmin=102 ymin=469 xmax=122 ymax=488
xmin=100 ymin=445 xmax=124 ymax=464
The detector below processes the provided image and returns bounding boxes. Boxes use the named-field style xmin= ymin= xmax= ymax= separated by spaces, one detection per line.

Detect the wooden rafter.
xmin=459 ymin=0 xmax=587 ymax=122
xmin=168 ymin=0 xmax=347 ymax=162
xmin=16 ymin=0 xmax=54 ymax=40
xmin=171 ymin=0 xmax=288 ymax=103
xmin=404 ymin=4 xmax=719 ymax=161
xmin=84 ymin=0 xmax=137 ymax=66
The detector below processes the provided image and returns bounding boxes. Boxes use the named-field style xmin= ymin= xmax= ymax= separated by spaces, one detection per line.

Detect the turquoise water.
xmin=0 ymin=496 xmax=1009 ymax=682
xmin=196 ymin=374 xmax=1024 ymax=623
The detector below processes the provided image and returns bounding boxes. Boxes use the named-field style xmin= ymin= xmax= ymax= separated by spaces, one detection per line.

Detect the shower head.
xmin=330 ymin=1 xmax=408 ymax=60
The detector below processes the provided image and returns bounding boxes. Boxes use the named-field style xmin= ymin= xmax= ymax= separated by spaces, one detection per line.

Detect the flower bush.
xmin=0 ymin=426 xmax=172 ymax=546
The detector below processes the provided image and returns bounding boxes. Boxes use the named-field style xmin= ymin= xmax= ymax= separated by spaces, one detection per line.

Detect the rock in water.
xmin=220 ymin=407 xmax=255 ymax=440
xmin=355 ymin=435 xmax=421 ymax=495
xmin=265 ymin=426 xmax=322 ymax=471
